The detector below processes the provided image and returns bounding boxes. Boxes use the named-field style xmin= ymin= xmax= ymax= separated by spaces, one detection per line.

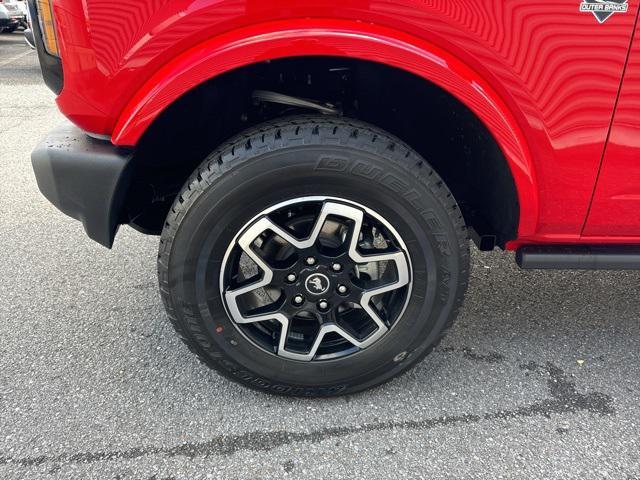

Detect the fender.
xmin=111 ymin=19 xmax=538 ymax=237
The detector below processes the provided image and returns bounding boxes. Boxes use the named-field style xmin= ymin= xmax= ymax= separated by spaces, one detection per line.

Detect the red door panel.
xmin=584 ymin=20 xmax=640 ymax=237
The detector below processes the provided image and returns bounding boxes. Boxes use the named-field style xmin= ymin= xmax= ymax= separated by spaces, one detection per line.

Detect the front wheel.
xmin=158 ymin=116 xmax=469 ymax=396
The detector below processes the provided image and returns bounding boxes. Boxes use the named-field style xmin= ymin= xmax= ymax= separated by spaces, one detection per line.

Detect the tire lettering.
xmin=315 ymin=156 xmax=348 ymax=171
xmin=315 ymin=156 xmax=454 ymax=279
xmin=380 ymin=173 xmax=408 ymax=193
xmin=350 ymin=161 xmax=383 ymax=180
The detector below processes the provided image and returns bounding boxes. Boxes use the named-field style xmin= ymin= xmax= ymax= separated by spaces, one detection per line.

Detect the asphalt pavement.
xmin=1 ymin=30 xmax=640 ymax=480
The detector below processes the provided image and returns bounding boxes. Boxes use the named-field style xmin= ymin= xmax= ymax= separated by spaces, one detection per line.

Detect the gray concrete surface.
xmin=1 ymin=30 xmax=640 ymax=480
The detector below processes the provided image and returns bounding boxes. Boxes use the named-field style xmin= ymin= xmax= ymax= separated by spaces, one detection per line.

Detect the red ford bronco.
xmin=29 ymin=0 xmax=640 ymax=396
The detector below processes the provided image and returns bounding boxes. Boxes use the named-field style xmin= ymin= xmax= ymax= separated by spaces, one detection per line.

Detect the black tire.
xmin=158 ymin=116 xmax=469 ymax=396
xmin=2 ymin=26 xmax=17 ymax=33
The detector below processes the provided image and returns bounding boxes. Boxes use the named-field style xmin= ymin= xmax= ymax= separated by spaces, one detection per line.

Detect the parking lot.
xmin=1 ymin=30 xmax=640 ymax=479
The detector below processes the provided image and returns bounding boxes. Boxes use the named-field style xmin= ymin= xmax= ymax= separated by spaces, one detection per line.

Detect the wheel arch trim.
xmin=111 ymin=19 xmax=538 ymax=237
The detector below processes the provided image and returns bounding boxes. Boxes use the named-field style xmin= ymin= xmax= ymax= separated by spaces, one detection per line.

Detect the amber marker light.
xmin=36 ymin=0 xmax=59 ymax=57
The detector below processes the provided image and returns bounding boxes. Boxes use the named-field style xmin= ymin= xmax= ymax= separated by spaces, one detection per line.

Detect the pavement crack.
xmin=0 ymin=362 xmax=615 ymax=468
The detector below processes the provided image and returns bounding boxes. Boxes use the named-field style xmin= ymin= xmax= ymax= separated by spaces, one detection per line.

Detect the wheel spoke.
xmin=352 ymin=251 xmax=409 ymax=343
xmin=237 ymin=204 xmax=328 ymax=253
xmin=277 ymin=322 xmax=363 ymax=361
xmin=224 ymin=220 xmax=275 ymax=319
xmin=340 ymin=205 xmax=410 ymax=340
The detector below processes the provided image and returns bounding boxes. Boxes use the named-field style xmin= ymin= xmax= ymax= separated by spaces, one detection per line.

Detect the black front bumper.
xmin=32 ymin=122 xmax=133 ymax=248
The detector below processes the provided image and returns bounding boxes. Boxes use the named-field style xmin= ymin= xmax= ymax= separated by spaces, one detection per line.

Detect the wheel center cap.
xmin=305 ymin=273 xmax=330 ymax=295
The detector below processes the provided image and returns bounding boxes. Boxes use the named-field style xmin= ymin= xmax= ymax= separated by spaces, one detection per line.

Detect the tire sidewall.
xmin=162 ymin=120 xmax=468 ymax=396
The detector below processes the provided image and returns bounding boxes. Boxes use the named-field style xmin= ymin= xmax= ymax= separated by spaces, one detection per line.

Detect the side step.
xmin=516 ymin=245 xmax=640 ymax=270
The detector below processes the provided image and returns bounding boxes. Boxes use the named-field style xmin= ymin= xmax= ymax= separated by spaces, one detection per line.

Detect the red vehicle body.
xmin=28 ymin=0 xmax=640 ymax=394
xmin=35 ymin=0 xmax=640 ymax=247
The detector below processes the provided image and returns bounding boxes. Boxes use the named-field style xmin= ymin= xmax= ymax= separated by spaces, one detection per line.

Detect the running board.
xmin=516 ymin=245 xmax=640 ymax=270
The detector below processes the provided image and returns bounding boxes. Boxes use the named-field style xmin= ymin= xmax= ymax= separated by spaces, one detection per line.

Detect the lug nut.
xmin=318 ymin=300 xmax=329 ymax=311
xmin=305 ymin=257 xmax=317 ymax=266
xmin=337 ymin=285 xmax=348 ymax=295
xmin=286 ymin=273 xmax=297 ymax=283
xmin=332 ymin=263 xmax=342 ymax=272
xmin=293 ymin=295 xmax=304 ymax=305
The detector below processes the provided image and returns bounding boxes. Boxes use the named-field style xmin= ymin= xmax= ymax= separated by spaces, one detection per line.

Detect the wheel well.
xmin=128 ymin=56 xmax=519 ymax=248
